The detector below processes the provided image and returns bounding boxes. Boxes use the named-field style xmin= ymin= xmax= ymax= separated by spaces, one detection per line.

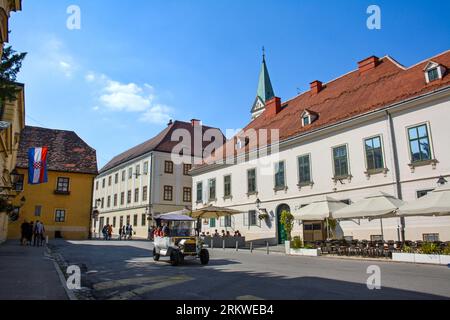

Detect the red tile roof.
xmin=197 ymin=50 xmax=450 ymax=168
xmin=100 ymin=120 xmax=225 ymax=173
xmin=16 ymin=126 xmax=98 ymax=175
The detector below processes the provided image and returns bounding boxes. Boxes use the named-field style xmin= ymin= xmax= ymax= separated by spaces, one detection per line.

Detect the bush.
xmin=441 ymin=244 xmax=450 ymax=256
xmin=402 ymin=245 xmax=414 ymax=253
xmin=291 ymin=236 xmax=303 ymax=249
xmin=420 ymin=242 xmax=440 ymax=255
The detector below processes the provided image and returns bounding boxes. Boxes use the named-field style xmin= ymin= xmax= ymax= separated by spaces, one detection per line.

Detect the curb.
xmin=45 ymin=246 xmax=78 ymax=300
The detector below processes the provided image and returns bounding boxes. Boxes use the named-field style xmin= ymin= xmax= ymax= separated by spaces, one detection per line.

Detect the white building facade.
xmin=93 ymin=120 xmax=223 ymax=239
xmin=191 ymin=51 xmax=450 ymax=244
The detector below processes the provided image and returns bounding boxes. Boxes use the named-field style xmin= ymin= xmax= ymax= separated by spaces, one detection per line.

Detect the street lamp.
xmin=256 ymin=198 xmax=261 ymax=210
xmin=437 ymin=176 xmax=448 ymax=186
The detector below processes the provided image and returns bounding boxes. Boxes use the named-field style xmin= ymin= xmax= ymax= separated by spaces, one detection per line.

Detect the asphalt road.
xmin=50 ymin=240 xmax=450 ymax=300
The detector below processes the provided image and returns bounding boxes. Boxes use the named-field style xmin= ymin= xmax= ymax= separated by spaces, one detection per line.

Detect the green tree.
xmin=0 ymin=46 xmax=27 ymax=104
xmin=280 ymin=210 xmax=294 ymax=241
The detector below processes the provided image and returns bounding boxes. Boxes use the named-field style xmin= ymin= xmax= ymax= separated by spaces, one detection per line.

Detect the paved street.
xmin=0 ymin=241 xmax=68 ymax=300
xmin=50 ymin=240 xmax=450 ymax=300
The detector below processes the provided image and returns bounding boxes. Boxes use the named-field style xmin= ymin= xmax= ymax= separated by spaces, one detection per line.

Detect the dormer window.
xmin=301 ymin=109 xmax=318 ymax=127
xmin=302 ymin=115 xmax=311 ymax=126
xmin=424 ymin=61 xmax=446 ymax=83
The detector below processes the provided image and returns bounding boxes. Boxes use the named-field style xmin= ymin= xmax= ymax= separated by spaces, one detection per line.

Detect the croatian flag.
xmin=28 ymin=147 xmax=48 ymax=184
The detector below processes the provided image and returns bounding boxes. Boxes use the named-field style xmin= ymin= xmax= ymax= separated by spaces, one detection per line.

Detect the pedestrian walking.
xmin=33 ymin=220 xmax=44 ymax=247
xmin=102 ymin=225 xmax=108 ymax=240
xmin=125 ymin=224 xmax=130 ymax=240
xmin=26 ymin=221 xmax=34 ymax=245
xmin=128 ymin=225 xmax=133 ymax=240
xmin=119 ymin=226 xmax=123 ymax=240
xmin=107 ymin=224 xmax=113 ymax=240
xmin=20 ymin=220 xmax=28 ymax=245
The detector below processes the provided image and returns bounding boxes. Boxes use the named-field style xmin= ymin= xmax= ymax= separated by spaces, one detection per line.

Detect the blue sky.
xmin=9 ymin=0 xmax=450 ymax=168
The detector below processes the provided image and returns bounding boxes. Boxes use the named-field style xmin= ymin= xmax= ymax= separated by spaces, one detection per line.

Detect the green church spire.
xmin=257 ymin=47 xmax=275 ymax=102
xmin=251 ymin=47 xmax=275 ymax=119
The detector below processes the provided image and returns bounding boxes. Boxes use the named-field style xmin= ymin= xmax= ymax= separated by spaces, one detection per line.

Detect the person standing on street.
xmin=128 ymin=224 xmax=133 ymax=240
xmin=107 ymin=224 xmax=113 ymax=240
xmin=33 ymin=221 xmax=44 ymax=247
xmin=20 ymin=220 xmax=28 ymax=245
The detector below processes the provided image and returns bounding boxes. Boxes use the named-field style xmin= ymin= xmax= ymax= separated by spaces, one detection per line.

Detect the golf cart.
xmin=153 ymin=210 xmax=209 ymax=266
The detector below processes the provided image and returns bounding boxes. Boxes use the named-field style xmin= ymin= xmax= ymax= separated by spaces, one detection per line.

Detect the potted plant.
xmin=289 ymin=236 xmax=321 ymax=256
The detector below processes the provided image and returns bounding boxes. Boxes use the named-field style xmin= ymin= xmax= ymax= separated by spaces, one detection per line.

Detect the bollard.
xmin=46 ymin=235 xmax=49 ymax=245
xmin=223 ymin=239 xmax=225 ymax=250
xmin=250 ymin=242 xmax=253 ymax=253
xmin=236 ymin=241 xmax=238 ymax=252
xmin=211 ymin=238 xmax=214 ymax=250
xmin=266 ymin=241 xmax=269 ymax=255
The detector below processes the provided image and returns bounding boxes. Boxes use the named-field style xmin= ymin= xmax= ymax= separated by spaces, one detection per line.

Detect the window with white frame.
xmin=247 ymin=169 xmax=257 ymax=194
xmin=196 ymin=182 xmax=203 ymax=203
xmin=424 ymin=61 xmax=446 ymax=83
xmin=333 ymin=145 xmax=349 ymax=178
xmin=364 ymin=136 xmax=384 ymax=171
xmin=298 ymin=154 xmax=311 ymax=185
xmin=274 ymin=161 xmax=286 ymax=189
xmin=55 ymin=209 xmax=66 ymax=223
xmin=208 ymin=178 xmax=216 ymax=201
xmin=408 ymin=124 xmax=432 ymax=163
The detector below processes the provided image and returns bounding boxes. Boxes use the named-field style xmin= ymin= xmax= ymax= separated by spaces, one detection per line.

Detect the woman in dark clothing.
xmin=20 ymin=220 xmax=28 ymax=245
xmin=26 ymin=221 xmax=34 ymax=245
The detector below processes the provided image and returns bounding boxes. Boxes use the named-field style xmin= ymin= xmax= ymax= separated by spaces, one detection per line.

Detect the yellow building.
xmin=8 ymin=126 xmax=98 ymax=240
xmin=0 ymin=0 xmax=22 ymax=243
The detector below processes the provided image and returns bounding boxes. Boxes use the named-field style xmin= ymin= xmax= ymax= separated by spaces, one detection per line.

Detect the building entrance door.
xmin=276 ymin=204 xmax=290 ymax=244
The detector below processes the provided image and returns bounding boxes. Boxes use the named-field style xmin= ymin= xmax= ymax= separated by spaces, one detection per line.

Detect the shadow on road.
xmin=50 ymin=240 xmax=450 ymax=300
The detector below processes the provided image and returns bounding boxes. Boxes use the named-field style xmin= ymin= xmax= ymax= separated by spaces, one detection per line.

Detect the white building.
xmin=93 ymin=120 xmax=224 ymax=239
xmin=191 ymin=50 xmax=450 ymax=244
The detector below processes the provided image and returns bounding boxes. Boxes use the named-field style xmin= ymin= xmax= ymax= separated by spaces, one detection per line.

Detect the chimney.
xmin=358 ymin=56 xmax=379 ymax=75
xmin=310 ymin=80 xmax=323 ymax=95
xmin=264 ymin=97 xmax=282 ymax=117
xmin=191 ymin=119 xmax=201 ymax=127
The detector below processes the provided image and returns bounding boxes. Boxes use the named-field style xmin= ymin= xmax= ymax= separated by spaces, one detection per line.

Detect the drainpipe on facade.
xmin=386 ymin=110 xmax=406 ymax=242
xmin=148 ymin=153 xmax=154 ymax=227
xmin=88 ymin=176 xmax=95 ymax=240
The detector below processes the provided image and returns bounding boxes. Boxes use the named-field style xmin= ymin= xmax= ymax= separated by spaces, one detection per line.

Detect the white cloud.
xmin=38 ymin=36 xmax=77 ymax=78
xmin=140 ymin=104 xmax=173 ymax=124
xmin=87 ymin=72 xmax=174 ymax=125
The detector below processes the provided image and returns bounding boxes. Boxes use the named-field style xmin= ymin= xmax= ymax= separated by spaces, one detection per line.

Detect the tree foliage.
xmin=280 ymin=210 xmax=294 ymax=241
xmin=0 ymin=46 xmax=27 ymax=103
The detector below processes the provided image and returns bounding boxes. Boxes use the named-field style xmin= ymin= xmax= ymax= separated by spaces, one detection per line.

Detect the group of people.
xmin=150 ymin=224 xmax=169 ymax=239
xmin=201 ymin=229 xmax=242 ymax=238
xmin=100 ymin=224 xmax=134 ymax=240
xmin=118 ymin=224 xmax=134 ymax=240
xmin=20 ymin=220 xmax=46 ymax=247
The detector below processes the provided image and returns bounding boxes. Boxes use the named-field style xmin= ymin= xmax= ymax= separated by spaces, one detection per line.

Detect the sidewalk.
xmin=0 ymin=241 xmax=68 ymax=300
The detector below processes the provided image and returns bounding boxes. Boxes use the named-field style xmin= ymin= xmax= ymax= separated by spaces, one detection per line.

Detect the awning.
xmin=293 ymin=196 xmax=348 ymax=221
xmin=155 ymin=209 xmax=195 ymax=221
xmin=397 ymin=185 xmax=450 ymax=217
xmin=333 ymin=192 xmax=405 ymax=220
xmin=190 ymin=205 xmax=242 ymax=219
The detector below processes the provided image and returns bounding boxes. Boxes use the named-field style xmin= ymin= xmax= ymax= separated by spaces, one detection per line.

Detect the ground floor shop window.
xmin=423 ymin=233 xmax=439 ymax=242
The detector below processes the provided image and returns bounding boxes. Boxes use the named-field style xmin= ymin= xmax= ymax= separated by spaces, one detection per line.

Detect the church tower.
xmin=251 ymin=48 xmax=275 ymax=120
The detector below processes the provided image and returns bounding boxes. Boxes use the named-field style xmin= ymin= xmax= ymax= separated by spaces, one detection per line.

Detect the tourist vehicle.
xmin=153 ymin=211 xmax=209 ymax=266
